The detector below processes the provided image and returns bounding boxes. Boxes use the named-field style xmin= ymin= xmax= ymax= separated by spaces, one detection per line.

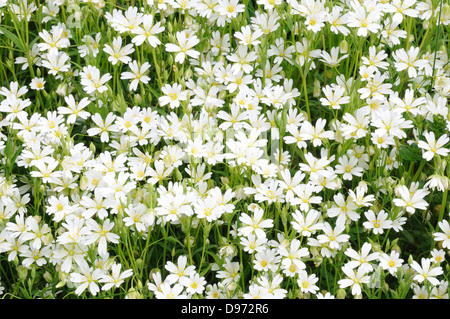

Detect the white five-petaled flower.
xmin=103 ymin=36 xmax=135 ymax=65
xmin=165 ymin=30 xmax=200 ymax=64
xmin=70 ymin=259 xmax=104 ymax=296
xmin=317 ymin=220 xmax=350 ymax=250
xmin=393 ymin=183 xmax=429 ymax=214
xmin=58 ymin=94 xmax=91 ymax=124
xmin=433 ymin=220 xmax=450 ymax=249
xmin=99 ymin=263 xmax=133 ymax=291
xmin=410 ymin=258 xmax=443 ymax=286
xmin=417 ymin=131 xmax=450 ymax=161
xmin=80 ymin=65 xmax=112 ymax=94
xmin=320 ymin=84 xmax=350 ymax=110
xmin=87 ymin=112 xmax=119 ymax=143
xmin=338 ymin=264 xmax=371 ymax=296
xmin=84 ymin=218 xmax=120 ymax=257
xmin=335 ymin=155 xmax=364 ymax=181
xmin=393 ymin=46 xmax=429 ymax=78
xmin=131 ymin=13 xmax=165 ymax=47
xmin=297 ymin=271 xmax=320 ymax=294
xmin=158 ymin=83 xmax=188 ymax=109
xmin=238 ymin=206 xmax=274 ymax=239
xmin=38 ymin=26 xmax=70 ymax=55
xmin=363 ymin=209 xmax=393 ymax=235
xmin=121 ymin=61 xmax=151 ymax=91
xmin=344 ymin=242 xmax=380 ymax=273
xmin=319 ymin=47 xmax=348 ymax=67
xmin=378 ymin=250 xmax=404 ymax=275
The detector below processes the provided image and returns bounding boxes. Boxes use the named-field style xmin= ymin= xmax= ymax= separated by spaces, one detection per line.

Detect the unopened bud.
xmin=56 ymin=83 xmax=67 ymax=96
xmin=43 ymin=233 xmax=53 ymax=246
xmin=134 ymin=94 xmax=142 ymax=105
xmin=126 ymin=287 xmax=143 ymax=299
xmin=43 ymin=271 xmax=53 ymax=283
xmin=184 ymin=236 xmax=195 ymax=248
xmin=227 ymin=281 xmax=238 ymax=293
xmin=339 ymin=39 xmax=348 ymax=54
xmin=313 ymin=79 xmax=321 ymax=97
xmin=336 ymin=288 xmax=346 ymax=299
xmin=17 ymin=265 xmax=28 ymax=279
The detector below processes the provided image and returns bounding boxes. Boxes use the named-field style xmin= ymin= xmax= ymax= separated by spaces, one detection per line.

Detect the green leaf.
xmin=206 ymin=250 xmax=224 ymax=269
xmin=427 ymin=115 xmax=448 ymax=138
xmin=199 ymin=263 xmax=212 ymax=277
xmin=399 ymin=143 xmax=422 ymax=163
xmin=0 ymin=26 xmax=24 ymax=52
xmin=166 ymin=235 xmax=183 ymax=247
xmin=402 ymin=229 xmax=415 ymax=246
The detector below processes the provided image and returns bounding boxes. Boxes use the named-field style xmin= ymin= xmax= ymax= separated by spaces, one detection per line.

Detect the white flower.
xmin=335 ymin=155 xmax=364 ymax=181
xmin=433 ymin=220 xmax=450 ymax=249
xmin=344 ymin=243 xmax=379 ymax=273
xmin=393 ymin=46 xmax=430 ymax=78
xmin=378 ymin=250 xmax=404 ymax=276
xmin=70 ymin=259 xmax=104 ymax=296
xmin=100 ymin=263 xmax=133 ymax=291
xmin=363 ymin=210 xmax=392 ymax=235
xmin=317 ymin=220 xmax=350 ymax=250
xmin=30 ymin=77 xmax=46 ymax=90
xmin=158 ymin=83 xmax=188 ymax=108
xmin=410 ymin=258 xmax=443 ymax=286
xmin=121 ymin=61 xmax=151 ymax=91
xmin=417 ymin=131 xmax=450 ymax=161
xmin=103 ymin=36 xmax=135 ymax=65
xmin=165 ymin=30 xmax=200 ymax=63
xmin=238 ymin=206 xmax=273 ymax=239
xmin=84 ymin=218 xmax=120 ymax=257
xmin=58 ymin=95 xmax=91 ymax=124
xmin=393 ymin=183 xmax=429 ymax=214
xmin=80 ymin=65 xmax=112 ymax=94
xmin=338 ymin=264 xmax=371 ymax=296
xmin=297 ymin=271 xmax=319 ymax=294
xmin=131 ymin=14 xmax=165 ymax=47
xmin=87 ymin=112 xmax=119 ymax=143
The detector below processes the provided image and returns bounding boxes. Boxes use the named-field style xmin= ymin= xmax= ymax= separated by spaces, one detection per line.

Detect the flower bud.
xmin=56 ymin=281 xmax=66 ymax=289
xmin=313 ymin=79 xmax=321 ymax=97
xmin=313 ymin=255 xmax=323 ymax=267
xmin=339 ymin=39 xmax=349 ymax=54
xmin=336 ymin=288 xmax=346 ymax=299
xmin=219 ymin=244 xmax=238 ymax=258
xmin=55 ymin=83 xmax=67 ymax=96
xmin=184 ymin=236 xmax=195 ymax=248
xmin=149 ymin=268 xmax=161 ymax=281
xmin=43 ymin=233 xmax=53 ymax=246
xmin=43 ymin=271 xmax=53 ymax=283
xmin=442 ymin=4 xmax=450 ymax=21
xmin=134 ymin=189 xmax=144 ymax=202
xmin=227 ymin=281 xmax=238 ymax=293
xmin=134 ymin=94 xmax=142 ymax=105
xmin=126 ymin=287 xmax=143 ymax=299
xmin=17 ymin=265 xmax=28 ymax=279
xmin=135 ymin=259 xmax=144 ymax=272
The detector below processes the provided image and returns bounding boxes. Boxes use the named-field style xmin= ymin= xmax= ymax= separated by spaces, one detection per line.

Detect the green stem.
xmin=151 ymin=46 xmax=163 ymax=89
xmin=411 ymin=161 xmax=426 ymax=183
xmin=436 ymin=189 xmax=448 ymax=232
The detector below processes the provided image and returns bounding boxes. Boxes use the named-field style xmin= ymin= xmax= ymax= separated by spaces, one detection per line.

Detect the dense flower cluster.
xmin=0 ymin=0 xmax=449 ymax=299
